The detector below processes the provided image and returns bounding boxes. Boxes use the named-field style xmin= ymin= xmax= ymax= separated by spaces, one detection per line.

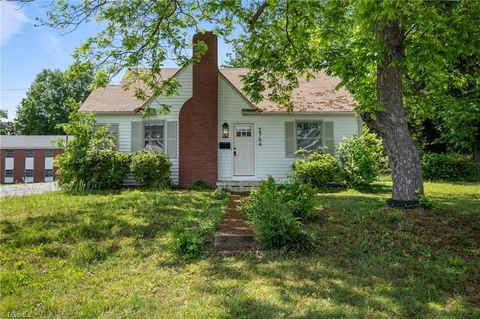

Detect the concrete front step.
xmin=214 ymin=234 xmax=256 ymax=249
xmin=216 ymin=181 xmax=260 ymax=192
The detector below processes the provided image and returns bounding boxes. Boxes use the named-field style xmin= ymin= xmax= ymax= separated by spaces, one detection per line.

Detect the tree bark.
xmin=364 ymin=21 xmax=424 ymax=201
xmin=474 ymin=135 xmax=480 ymax=176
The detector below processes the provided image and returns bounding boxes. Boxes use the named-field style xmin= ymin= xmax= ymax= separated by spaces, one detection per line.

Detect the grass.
xmin=0 ymin=182 xmax=479 ymax=318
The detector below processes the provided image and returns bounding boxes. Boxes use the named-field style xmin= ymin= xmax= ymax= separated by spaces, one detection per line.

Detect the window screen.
xmin=144 ymin=123 xmax=164 ymax=152
xmin=296 ymin=121 xmax=323 ymax=152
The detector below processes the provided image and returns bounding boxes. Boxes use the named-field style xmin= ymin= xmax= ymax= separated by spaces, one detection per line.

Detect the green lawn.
xmin=1 ymin=182 xmax=479 ymax=318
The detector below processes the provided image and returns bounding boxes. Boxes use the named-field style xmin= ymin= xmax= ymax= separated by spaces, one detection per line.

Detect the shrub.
xmin=241 ymin=177 xmax=312 ymax=250
xmin=130 ymin=151 xmax=172 ymax=188
xmin=421 ymin=153 xmax=475 ymax=181
xmin=81 ymin=148 xmax=129 ymax=190
xmin=55 ymin=112 xmax=130 ymax=193
xmin=212 ymin=188 xmax=230 ymax=200
xmin=190 ymin=180 xmax=209 ymax=190
xmin=293 ymin=152 xmax=340 ymax=188
xmin=279 ymin=180 xmax=316 ymax=220
xmin=337 ymin=129 xmax=383 ymax=187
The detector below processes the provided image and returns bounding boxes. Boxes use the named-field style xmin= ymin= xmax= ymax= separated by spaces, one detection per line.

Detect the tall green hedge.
xmin=421 ymin=153 xmax=475 ymax=181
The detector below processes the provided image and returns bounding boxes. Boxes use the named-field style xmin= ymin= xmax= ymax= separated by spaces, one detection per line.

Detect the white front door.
xmin=234 ymin=124 xmax=255 ymax=176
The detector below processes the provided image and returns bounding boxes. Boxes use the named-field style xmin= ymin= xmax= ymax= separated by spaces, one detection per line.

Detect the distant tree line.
xmin=1 ymin=66 xmax=94 ymax=136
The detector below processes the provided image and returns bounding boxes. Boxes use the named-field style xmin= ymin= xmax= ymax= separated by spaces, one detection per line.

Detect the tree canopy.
xmin=15 ymin=67 xmax=94 ymax=135
xmin=0 ymin=108 xmax=17 ymax=135
xmin=406 ymin=50 xmax=480 ymax=171
xmin=29 ymin=0 xmax=480 ymax=203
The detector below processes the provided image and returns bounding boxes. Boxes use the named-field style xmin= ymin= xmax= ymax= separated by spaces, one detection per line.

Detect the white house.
xmin=80 ymin=32 xmax=360 ymax=188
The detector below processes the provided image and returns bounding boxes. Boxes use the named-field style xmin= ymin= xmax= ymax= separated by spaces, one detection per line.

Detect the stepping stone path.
xmin=214 ymin=194 xmax=256 ymax=254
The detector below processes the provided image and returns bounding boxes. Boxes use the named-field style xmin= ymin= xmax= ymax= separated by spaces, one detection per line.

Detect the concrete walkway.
xmin=0 ymin=182 xmax=59 ymax=197
xmin=214 ymin=194 xmax=256 ymax=254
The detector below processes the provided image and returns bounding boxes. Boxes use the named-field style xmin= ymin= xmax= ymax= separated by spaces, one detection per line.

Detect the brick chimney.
xmin=179 ymin=31 xmax=218 ymax=187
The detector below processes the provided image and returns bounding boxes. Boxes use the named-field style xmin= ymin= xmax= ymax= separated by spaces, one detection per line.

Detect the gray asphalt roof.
xmin=0 ymin=135 xmax=72 ymax=149
xmin=80 ymin=68 xmax=356 ymax=113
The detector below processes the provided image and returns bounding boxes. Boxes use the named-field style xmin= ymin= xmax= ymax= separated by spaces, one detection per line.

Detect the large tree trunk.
xmin=364 ymin=21 xmax=424 ymax=202
xmin=474 ymin=135 xmax=480 ymax=176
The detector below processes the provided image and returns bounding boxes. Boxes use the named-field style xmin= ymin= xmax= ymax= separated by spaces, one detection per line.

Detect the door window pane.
xmin=296 ymin=121 xmax=323 ymax=152
xmin=144 ymin=123 xmax=164 ymax=152
xmin=235 ymin=125 xmax=252 ymax=137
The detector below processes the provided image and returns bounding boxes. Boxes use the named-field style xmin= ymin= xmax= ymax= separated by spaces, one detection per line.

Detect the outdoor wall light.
xmin=222 ymin=122 xmax=229 ymax=138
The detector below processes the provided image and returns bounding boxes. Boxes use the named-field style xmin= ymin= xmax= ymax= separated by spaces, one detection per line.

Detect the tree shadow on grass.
xmin=221 ymin=292 xmax=286 ymax=318
xmin=198 ymin=248 xmax=478 ymax=319
xmin=352 ymin=183 xmax=392 ymax=194
xmin=429 ymin=195 xmax=480 ymax=215
xmin=194 ymin=198 xmax=480 ymax=319
xmin=1 ymin=189 xmax=223 ymax=262
xmin=315 ymin=187 xmax=348 ymax=194
xmin=315 ymin=194 xmax=387 ymax=214
xmin=197 ymin=255 xmax=393 ymax=318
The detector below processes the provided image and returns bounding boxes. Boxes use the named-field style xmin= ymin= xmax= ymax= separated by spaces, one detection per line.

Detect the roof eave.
xmin=241 ymin=109 xmax=356 ymax=116
xmin=80 ymin=110 xmax=139 ymax=115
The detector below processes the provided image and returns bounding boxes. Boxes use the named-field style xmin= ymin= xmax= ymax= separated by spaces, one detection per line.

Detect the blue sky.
xmin=0 ymin=1 xmax=232 ymax=120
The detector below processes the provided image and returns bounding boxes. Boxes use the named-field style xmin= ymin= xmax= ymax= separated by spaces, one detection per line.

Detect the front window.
xmin=26 ymin=149 xmax=34 ymax=157
xmin=95 ymin=123 xmax=119 ymax=149
xmin=5 ymin=169 xmax=13 ymax=177
xmin=45 ymin=149 xmax=54 ymax=157
xmin=6 ymin=150 xmax=14 ymax=157
xmin=45 ymin=169 xmax=54 ymax=177
xmin=296 ymin=121 xmax=323 ymax=153
xmin=25 ymin=169 xmax=34 ymax=177
xmin=144 ymin=123 xmax=164 ymax=152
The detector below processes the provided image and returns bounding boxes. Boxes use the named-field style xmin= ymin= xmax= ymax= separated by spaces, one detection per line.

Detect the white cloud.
xmin=0 ymin=1 xmax=30 ymax=46
xmin=45 ymin=33 xmax=62 ymax=56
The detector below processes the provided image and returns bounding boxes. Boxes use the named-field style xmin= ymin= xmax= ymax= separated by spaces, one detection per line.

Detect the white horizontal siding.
xmin=218 ymin=75 xmax=359 ymax=182
xmin=93 ymin=67 xmax=359 ymax=185
xmin=95 ymin=116 xmax=132 ymax=153
xmin=94 ymin=66 xmax=192 ymax=185
xmin=145 ymin=66 xmax=192 ymax=121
